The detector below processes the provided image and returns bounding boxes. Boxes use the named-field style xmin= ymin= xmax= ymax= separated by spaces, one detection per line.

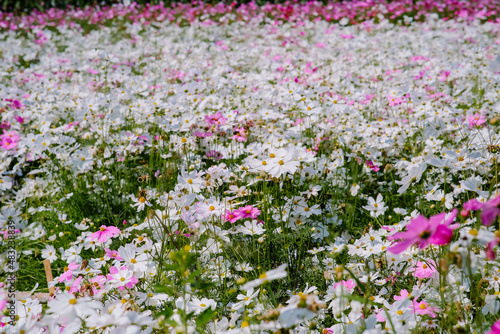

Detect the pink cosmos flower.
xmin=104 ymin=248 xmax=123 ymax=261
xmin=235 ymin=205 xmax=261 ymax=219
xmin=107 ymin=265 xmax=138 ymax=291
xmin=58 ymin=262 xmax=79 ymax=283
xmin=224 ymin=209 xmax=242 ymax=223
xmin=206 ymin=150 xmax=223 ymax=161
xmin=412 ymin=300 xmax=439 ymax=318
xmin=230 ymin=127 xmax=247 ymax=142
xmin=14 ymin=116 xmax=25 ymax=124
xmin=0 ymin=121 xmax=10 ymax=130
xmin=375 ymin=308 xmax=386 ymax=322
xmin=5 ymin=98 xmax=23 ymax=109
xmin=65 ymin=122 xmax=79 ymax=130
xmin=333 ymin=280 xmax=356 ymax=292
xmin=205 ymin=111 xmax=227 ymax=127
xmin=411 ymin=260 xmax=437 ymax=278
xmin=89 ymin=275 xmax=106 ymax=296
xmin=387 ymin=209 xmax=457 ymax=254
xmin=387 ymin=95 xmax=405 ymax=106
xmin=438 ymin=70 xmax=451 ymax=82
xmin=394 ymin=289 xmax=410 ymax=301
xmin=90 ymin=225 xmax=120 ymax=243
xmin=366 ymin=160 xmax=380 ymax=172
xmin=467 ymin=113 xmax=486 ymax=129
xmin=193 ymin=131 xmax=213 ymax=138
xmin=0 ymin=131 xmax=20 ymax=150
xmin=487 ymin=318 xmax=500 ymax=334
xmin=1 ymin=229 xmax=20 ymax=240
xmin=69 ymin=276 xmax=83 ymax=293
xmin=463 ymin=194 xmax=500 ymax=226
xmin=485 ymin=239 xmax=499 ymax=261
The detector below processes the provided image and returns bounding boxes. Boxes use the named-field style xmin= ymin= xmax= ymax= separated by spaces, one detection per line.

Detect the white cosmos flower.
xmin=242 ymin=263 xmax=288 ymax=290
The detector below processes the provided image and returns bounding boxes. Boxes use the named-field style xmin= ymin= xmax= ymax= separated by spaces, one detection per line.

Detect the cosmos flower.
xmin=467 ymin=113 xmax=486 ymax=129
xmin=387 ymin=209 xmax=457 ymax=254
xmin=224 ymin=209 xmax=242 ymax=223
xmin=242 ymin=264 xmax=288 ymax=290
xmin=89 ymin=225 xmax=120 ymax=243
xmin=235 ymin=205 xmax=261 ymax=219
xmin=410 ymin=260 xmax=437 ymax=278
xmin=107 ymin=265 xmax=138 ymax=291
xmin=0 ymin=131 xmax=20 ymax=150
xmin=463 ymin=194 xmax=500 ymax=226
xmin=412 ymin=300 xmax=439 ymax=318
xmin=487 ymin=319 xmax=500 ymax=334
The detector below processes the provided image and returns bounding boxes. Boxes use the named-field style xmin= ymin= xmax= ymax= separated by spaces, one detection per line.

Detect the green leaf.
xmin=163 ymin=264 xmax=181 ymax=272
xmin=187 ymin=269 xmax=202 ymax=281
xmin=195 ymin=308 xmax=217 ymax=328
xmin=190 ymin=281 xmax=216 ymax=291
xmin=153 ymin=284 xmax=176 ymax=295
xmin=157 ymin=307 xmax=173 ymax=319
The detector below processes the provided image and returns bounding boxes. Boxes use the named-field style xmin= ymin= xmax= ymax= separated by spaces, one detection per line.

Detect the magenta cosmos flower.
xmin=90 ymin=225 xmax=120 ymax=243
xmin=463 ymin=194 xmax=500 ymax=226
xmin=235 ymin=205 xmax=261 ymax=219
xmin=488 ymin=319 xmax=500 ymax=334
xmin=387 ymin=209 xmax=457 ymax=254
xmin=224 ymin=209 xmax=242 ymax=223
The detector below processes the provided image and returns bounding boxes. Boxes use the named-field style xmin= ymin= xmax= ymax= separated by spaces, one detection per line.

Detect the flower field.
xmin=1 ymin=0 xmax=500 ymax=333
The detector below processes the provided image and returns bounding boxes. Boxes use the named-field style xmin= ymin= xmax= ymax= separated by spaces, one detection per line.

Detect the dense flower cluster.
xmin=1 ymin=1 xmax=500 ymax=333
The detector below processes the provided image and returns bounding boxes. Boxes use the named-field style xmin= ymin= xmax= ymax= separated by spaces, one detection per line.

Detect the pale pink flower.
xmin=89 ymin=225 xmax=120 ymax=243
xmin=412 ymin=300 xmax=439 ymax=318
xmin=411 ymin=260 xmax=437 ymax=278
xmin=467 ymin=113 xmax=486 ymax=129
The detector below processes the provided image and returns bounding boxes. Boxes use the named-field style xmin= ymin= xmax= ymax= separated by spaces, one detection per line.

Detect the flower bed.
xmin=1 ymin=1 xmax=500 ymax=333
